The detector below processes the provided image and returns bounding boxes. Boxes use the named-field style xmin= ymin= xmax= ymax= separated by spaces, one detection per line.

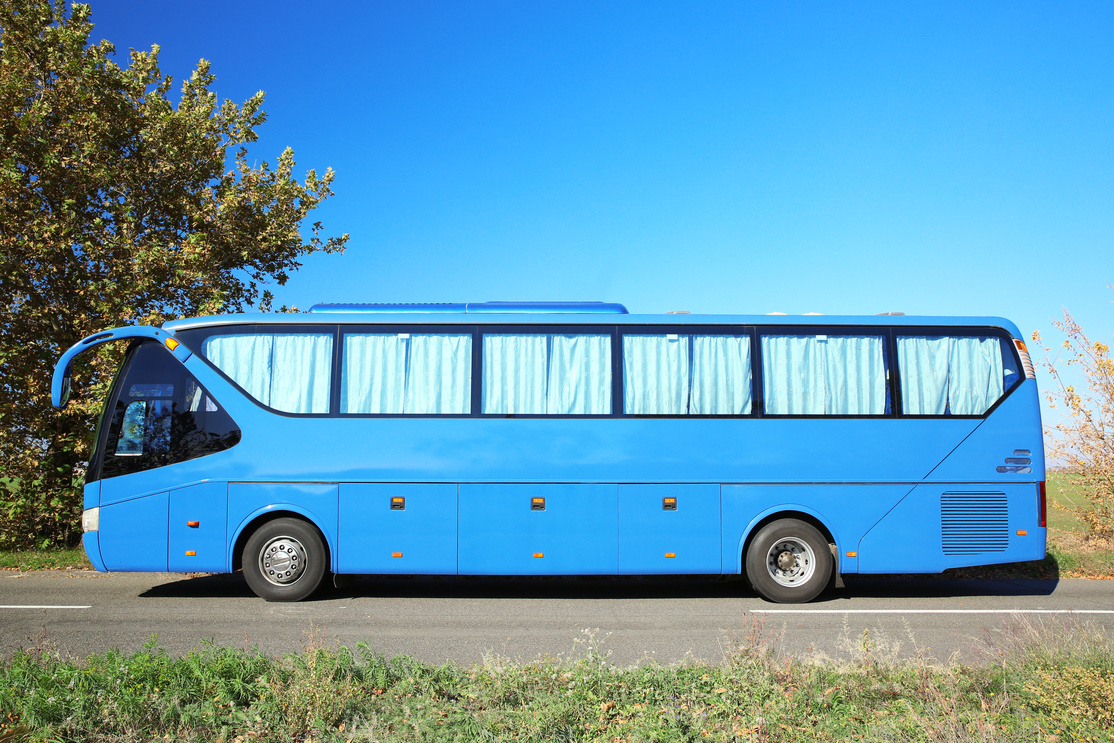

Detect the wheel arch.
xmin=738 ymin=507 xmax=840 ymax=577
xmin=229 ymin=507 xmax=333 ymax=574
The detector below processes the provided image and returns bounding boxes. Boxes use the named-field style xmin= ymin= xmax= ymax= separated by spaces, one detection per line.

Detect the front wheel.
xmin=745 ymin=518 xmax=833 ymax=603
xmin=242 ymin=518 xmax=328 ymax=602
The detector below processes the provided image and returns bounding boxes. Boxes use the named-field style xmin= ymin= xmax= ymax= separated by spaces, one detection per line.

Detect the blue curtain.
xmin=204 ymin=333 xmax=333 ymax=414
xmin=623 ymin=335 xmax=752 ymax=415
xmin=483 ymin=334 xmax=611 ymax=414
xmin=342 ymin=333 xmax=472 ymax=414
xmin=761 ymin=335 xmax=885 ymax=415
xmin=898 ymin=336 xmax=1004 ymax=415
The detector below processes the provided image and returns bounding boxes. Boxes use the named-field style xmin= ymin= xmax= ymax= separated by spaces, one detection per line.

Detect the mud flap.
xmin=829 ymin=544 xmax=845 ymax=589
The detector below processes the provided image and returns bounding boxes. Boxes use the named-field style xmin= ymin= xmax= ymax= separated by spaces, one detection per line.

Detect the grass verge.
xmin=0 ymin=549 xmax=92 ymax=572
xmin=2 ymin=618 xmax=1112 ymax=742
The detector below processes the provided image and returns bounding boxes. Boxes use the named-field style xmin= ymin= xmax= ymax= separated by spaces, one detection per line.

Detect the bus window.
xmin=897 ymin=335 xmax=1015 ymax=415
xmin=202 ymin=332 xmax=333 ymax=414
xmin=99 ymin=342 xmax=241 ymax=480
xmin=623 ymin=334 xmax=752 ymax=415
xmin=761 ymin=334 xmax=887 ymax=415
xmin=482 ymin=333 xmax=611 ymax=415
xmin=341 ymin=332 xmax=472 ymax=414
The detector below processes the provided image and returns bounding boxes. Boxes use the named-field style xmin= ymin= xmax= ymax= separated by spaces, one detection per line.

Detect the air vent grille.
xmin=941 ymin=492 xmax=1009 ymax=555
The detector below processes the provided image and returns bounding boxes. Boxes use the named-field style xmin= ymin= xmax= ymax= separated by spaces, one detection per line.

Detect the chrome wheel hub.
xmin=259 ymin=536 xmax=307 ymax=586
xmin=766 ymin=537 xmax=816 ymax=587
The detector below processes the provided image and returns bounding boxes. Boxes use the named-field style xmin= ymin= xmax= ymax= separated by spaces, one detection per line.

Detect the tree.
xmin=0 ymin=0 xmax=348 ymax=547
xmin=1033 ymin=288 xmax=1114 ymax=543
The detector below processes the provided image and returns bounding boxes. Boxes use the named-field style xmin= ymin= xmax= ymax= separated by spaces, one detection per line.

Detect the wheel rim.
xmin=765 ymin=537 xmax=816 ymax=587
xmin=258 ymin=536 xmax=308 ymax=587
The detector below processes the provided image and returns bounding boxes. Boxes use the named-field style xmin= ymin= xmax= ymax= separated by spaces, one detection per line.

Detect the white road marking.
xmin=750 ymin=609 xmax=1114 ymax=614
xmin=0 ymin=605 xmax=92 ymax=610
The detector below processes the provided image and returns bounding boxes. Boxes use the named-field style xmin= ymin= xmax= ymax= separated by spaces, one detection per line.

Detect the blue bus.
xmin=52 ymin=302 xmax=1046 ymax=603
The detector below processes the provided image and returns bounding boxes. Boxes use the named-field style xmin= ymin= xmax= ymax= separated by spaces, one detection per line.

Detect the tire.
xmin=745 ymin=518 xmax=833 ymax=603
xmin=242 ymin=518 xmax=328 ymax=602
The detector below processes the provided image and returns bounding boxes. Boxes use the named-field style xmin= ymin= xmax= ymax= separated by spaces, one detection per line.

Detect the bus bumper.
xmin=82 ymin=531 xmax=108 ymax=572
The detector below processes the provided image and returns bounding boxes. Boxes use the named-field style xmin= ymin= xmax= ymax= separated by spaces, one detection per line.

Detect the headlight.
xmin=82 ymin=507 xmax=99 ymax=532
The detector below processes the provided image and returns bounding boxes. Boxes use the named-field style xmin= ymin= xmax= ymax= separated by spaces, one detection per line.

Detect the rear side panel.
xmin=857 ymin=483 xmax=1045 ymax=572
xmin=923 ymin=380 xmax=1046 ymax=484
xmin=856 ymin=377 xmax=1047 ymax=572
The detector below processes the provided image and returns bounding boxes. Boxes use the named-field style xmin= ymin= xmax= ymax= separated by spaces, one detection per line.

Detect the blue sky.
xmin=90 ymin=1 xmax=1112 ymax=415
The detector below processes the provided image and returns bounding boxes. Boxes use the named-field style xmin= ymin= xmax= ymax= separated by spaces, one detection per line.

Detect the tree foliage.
xmin=1033 ymin=289 xmax=1114 ymax=543
xmin=0 ymin=0 xmax=347 ymax=547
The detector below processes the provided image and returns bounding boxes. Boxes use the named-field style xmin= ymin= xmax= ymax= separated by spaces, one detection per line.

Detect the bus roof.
xmin=162 ymin=306 xmax=1025 ymax=338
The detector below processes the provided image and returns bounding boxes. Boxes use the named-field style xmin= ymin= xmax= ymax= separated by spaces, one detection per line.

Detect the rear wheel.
xmin=242 ymin=518 xmax=327 ymax=602
xmin=745 ymin=518 xmax=832 ymax=603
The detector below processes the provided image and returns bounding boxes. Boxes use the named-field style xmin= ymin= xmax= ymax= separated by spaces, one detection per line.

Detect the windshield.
xmin=88 ymin=341 xmax=241 ymax=483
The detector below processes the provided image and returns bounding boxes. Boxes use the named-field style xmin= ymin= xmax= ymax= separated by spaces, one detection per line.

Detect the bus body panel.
xmin=458 ymin=484 xmax=619 ymax=574
xmin=227 ymin=483 xmax=340 ymax=573
xmin=195 ymin=417 xmax=981 ymax=487
xmin=338 ymin=483 xmax=458 ymax=574
xmin=99 ymin=491 xmax=169 ymax=572
xmin=168 ymin=482 xmax=228 ymax=572
xmin=722 ymin=484 xmax=915 ymax=575
xmin=856 ymin=483 xmax=1045 ymax=572
xmin=98 ymin=455 xmax=237 ymax=507
xmin=84 ymin=481 xmax=101 ymax=511
xmin=618 ymin=484 xmax=721 ymax=574
xmin=922 ymin=380 xmax=1046 ymax=483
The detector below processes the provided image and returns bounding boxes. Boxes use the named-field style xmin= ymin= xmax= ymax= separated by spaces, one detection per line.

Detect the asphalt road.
xmin=2 ymin=571 xmax=1111 ymax=666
